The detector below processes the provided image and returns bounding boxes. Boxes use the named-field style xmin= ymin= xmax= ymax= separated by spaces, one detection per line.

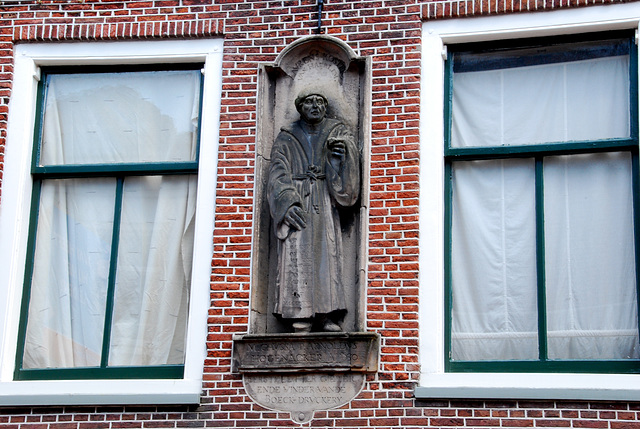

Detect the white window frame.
xmin=418 ymin=2 xmax=640 ymax=400
xmin=0 ymin=39 xmax=223 ymax=405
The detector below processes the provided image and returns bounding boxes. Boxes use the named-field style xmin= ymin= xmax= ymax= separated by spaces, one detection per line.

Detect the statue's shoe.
xmin=292 ymin=321 xmax=312 ymax=333
xmin=323 ymin=320 xmax=342 ymax=332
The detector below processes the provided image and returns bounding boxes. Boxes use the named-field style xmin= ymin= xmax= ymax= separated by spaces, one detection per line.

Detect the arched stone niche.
xmin=250 ymin=36 xmax=371 ymax=334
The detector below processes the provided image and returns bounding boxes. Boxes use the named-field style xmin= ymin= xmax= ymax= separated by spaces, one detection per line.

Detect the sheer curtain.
xmin=450 ymin=51 xmax=637 ymax=361
xmin=544 ymin=152 xmax=638 ymax=360
xmin=24 ymin=179 xmax=115 ymax=368
xmin=23 ymin=70 xmax=200 ymax=369
xmin=109 ymin=174 xmax=196 ymax=366
xmin=451 ymin=55 xmax=630 ymax=148
xmin=451 ymin=159 xmax=539 ymax=360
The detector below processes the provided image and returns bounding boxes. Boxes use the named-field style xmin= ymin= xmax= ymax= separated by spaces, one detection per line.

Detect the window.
xmin=444 ymin=33 xmax=639 ymax=373
xmin=0 ymin=39 xmax=221 ymax=405
xmin=417 ymin=2 xmax=640 ymax=400
xmin=15 ymin=66 xmax=203 ymax=380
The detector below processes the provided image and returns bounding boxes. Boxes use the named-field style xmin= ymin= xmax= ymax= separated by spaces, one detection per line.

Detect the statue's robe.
xmin=267 ymin=118 xmax=360 ymax=321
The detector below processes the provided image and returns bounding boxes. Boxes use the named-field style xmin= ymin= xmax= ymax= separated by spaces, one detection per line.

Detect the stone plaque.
xmin=233 ymin=333 xmax=379 ymax=423
xmin=232 ymin=332 xmax=379 ymax=373
xmin=243 ymin=373 xmax=365 ymax=423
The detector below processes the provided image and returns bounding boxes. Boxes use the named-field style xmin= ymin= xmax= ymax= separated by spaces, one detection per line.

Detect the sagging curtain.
xmin=23 ymin=70 xmax=200 ymax=369
xmin=450 ymin=52 xmax=639 ymax=361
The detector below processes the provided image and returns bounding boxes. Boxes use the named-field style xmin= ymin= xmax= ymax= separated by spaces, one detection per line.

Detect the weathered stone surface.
xmin=232 ymin=332 xmax=379 ymax=373
xmin=266 ymin=89 xmax=360 ymax=333
xmin=243 ymin=372 xmax=365 ymax=424
xmin=251 ymin=35 xmax=371 ymax=334
xmin=240 ymin=35 xmax=375 ymax=425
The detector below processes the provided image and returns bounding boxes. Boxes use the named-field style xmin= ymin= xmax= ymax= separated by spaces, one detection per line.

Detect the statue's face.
xmin=299 ymin=95 xmax=327 ymax=124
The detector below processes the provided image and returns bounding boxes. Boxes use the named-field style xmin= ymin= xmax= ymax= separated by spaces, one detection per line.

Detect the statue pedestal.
xmin=232 ymin=332 xmax=379 ymax=423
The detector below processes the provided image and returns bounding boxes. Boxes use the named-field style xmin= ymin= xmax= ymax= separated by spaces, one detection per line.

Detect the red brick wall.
xmin=421 ymin=0 xmax=625 ymax=19
xmin=1 ymin=0 xmax=639 ymax=428
xmin=2 ymin=401 xmax=640 ymax=428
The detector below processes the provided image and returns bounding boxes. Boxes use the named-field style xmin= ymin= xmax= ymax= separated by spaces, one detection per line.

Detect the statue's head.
xmin=295 ymin=88 xmax=328 ymax=125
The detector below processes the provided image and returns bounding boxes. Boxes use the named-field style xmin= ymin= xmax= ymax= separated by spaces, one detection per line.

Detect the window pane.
xmin=451 ymin=159 xmax=538 ymax=360
xmin=544 ymin=152 xmax=639 ymax=360
xmin=451 ymin=43 xmax=630 ymax=148
xmin=23 ymin=178 xmax=116 ymax=369
xmin=108 ymin=175 xmax=197 ymax=366
xmin=40 ymin=70 xmax=201 ymax=166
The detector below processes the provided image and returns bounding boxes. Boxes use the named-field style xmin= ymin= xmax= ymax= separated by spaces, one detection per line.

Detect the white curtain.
xmin=544 ymin=152 xmax=638 ymax=360
xmin=451 ymin=52 xmax=637 ymax=361
xmin=40 ymin=70 xmax=200 ymax=165
xmin=23 ymin=70 xmax=200 ymax=369
xmin=451 ymin=159 xmax=539 ymax=361
xmin=452 ymin=56 xmax=630 ymax=148
xmin=109 ymin=175 xmax=196 ymax=366
xmin=24 ymin=179 xmax=115 ymax=368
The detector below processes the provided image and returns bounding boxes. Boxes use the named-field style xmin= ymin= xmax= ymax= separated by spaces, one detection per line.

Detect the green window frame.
xmin=444 ymin=31 xmax=640 ymax=373
xmin=14 ymin=64 xmax=204 ymax=380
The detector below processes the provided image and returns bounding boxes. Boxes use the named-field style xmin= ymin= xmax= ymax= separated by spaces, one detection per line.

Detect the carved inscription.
xmin=244 ymin=373 xmax=365 ymax=424
xmin=233 ymin=334 xmax=379 ymax=372
xmin=233 ymin=334 xmax=379 ymax=423
xmin=290 ymin=49 xmax=346 ymax=78
xmin=281 ymin=234 xmax=314 ymax=311
xmin=287 ymin=236 xmax=299 ymax=288
xmin=246 ymin=339 xmax=360 ymax=366
xmin=253 ymin=374 xmax=353 ymax=405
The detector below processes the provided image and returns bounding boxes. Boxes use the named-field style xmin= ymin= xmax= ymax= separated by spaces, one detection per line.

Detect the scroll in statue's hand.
xmin=284 ymin=205 xmax=307 ymax=230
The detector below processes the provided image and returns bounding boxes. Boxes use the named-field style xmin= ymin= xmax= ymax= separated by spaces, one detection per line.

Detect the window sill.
xmin=0 ymin=379 xmax=202 ymax=406
xmin=415 ymin=373 xmax=640 ymax=401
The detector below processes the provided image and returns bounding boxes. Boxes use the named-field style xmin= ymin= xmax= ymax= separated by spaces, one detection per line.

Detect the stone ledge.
xmin=232 ymin=332 xmax=380 ymax=373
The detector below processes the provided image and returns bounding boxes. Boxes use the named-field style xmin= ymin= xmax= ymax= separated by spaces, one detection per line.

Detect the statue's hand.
xmin=328 ymin=137 xmax=346 ymax=159
xmin=284 ymin=205 xmax=307 ymax=230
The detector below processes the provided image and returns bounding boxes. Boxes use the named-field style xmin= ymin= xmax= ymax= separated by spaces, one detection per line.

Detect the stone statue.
xmin=267 ymin=88 xmax=361 ymax=333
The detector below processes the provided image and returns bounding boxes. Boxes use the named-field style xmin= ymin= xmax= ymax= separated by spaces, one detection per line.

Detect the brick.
xmin=501 ymin=419 xmax=534 ymax=427
xmin=535 ymin=419 xmax=571 ymax=427
xmin=573 ymin=421 xmax=609 ymax=429
xmin=430 ymin=418 xmax=465 ymax=426
xmin=611 ymin=424 xmax=640 ymax=429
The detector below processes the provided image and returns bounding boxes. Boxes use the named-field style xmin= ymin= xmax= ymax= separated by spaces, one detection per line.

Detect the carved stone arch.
xmin=251 ymin=35 xmax=371 ymax=334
